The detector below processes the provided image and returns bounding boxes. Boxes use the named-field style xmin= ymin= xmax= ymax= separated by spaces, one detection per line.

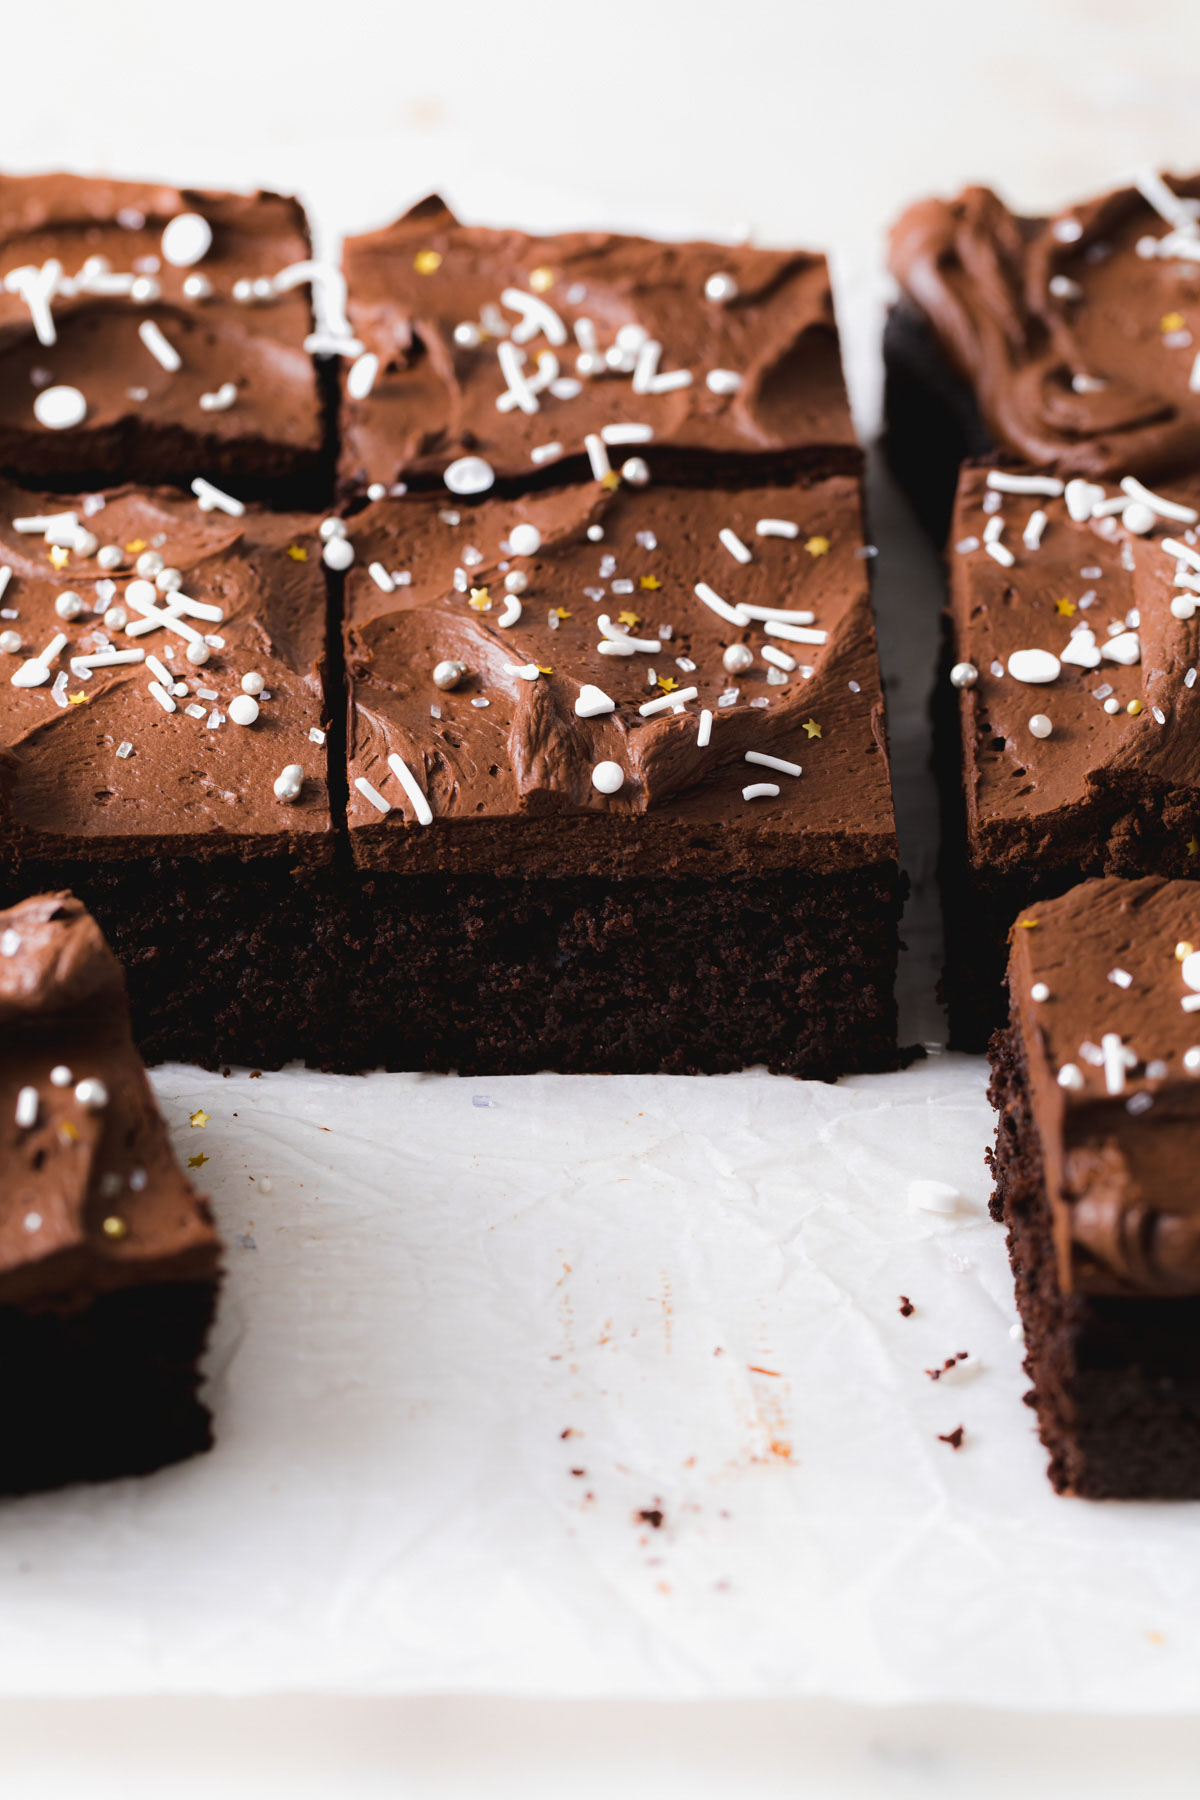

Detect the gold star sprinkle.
xmin=48 ymin=545 xmax=69 ymax=570
xmin=67 ymin=691 xmax=89 ymax=706
xmin=468 ymin=587 xmax=492 ymax=612
xmin=601 ymin=471 xmax=621 ymax=492
xmin=102 ymin=1216 xmax=128 ymax=1241
xmin=190 ymin=1108 xmax=210 ymax=1129
xmin=286 ymin=543 xmax=309 ymax=562
xmin=657 ymin=674 xmax=678 ymax=693
xmin=552 ymin=607 xmax=571 ymax=621
xmin=188 ymin=1152 xmax=209 ymax=1169
xmin=1189 ymin=836 xmax=1199 ymax=859
xmin=59 ymin=1121 xmax=79 ymax=1143
xmin=125 ymin=539 xmax=147 ymax=554
xmin=1055 ymin=597 xmax=1076 ymax=616
xmin=1127 ymin=699 xmax=1143 ymax=716
xmin=414 ymin=249 xmax=442 ymax=275
xmin=529 ymin=266 xmax=555 ymax=293
xmin=805 ymin=535 xmax=831 ymax=558
xmin=802 ymin=718 xmax=822 ymax=739
xmin=536 ymin=663 xmax=554 ymax=675
xmin=639 ymin=575 xmax=661 ymax=591
xmin=617 ymin=610 xmax=641 ymax=628
xmin=1017 ymin=918 xmax=1039 ymax=929
xmin=1162 ymin=311 xmax=1186 ymax=333
xmin=1176 ymin=941 xmax=1194 ymax=961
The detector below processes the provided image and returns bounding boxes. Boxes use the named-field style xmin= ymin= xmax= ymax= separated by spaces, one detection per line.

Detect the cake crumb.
xmin=898 ymin=1295 xmax=915 ymax=1317
xmin=938 ymin=1426 xmax=965 ymax=1450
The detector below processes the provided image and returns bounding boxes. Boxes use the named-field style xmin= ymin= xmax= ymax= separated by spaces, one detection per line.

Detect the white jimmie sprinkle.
xmin=138 ymin=319 xmax=182 ymax=372
xmin=742 ymin=782 xmax=780 ymax=801
xmin=744 ymin=750 xmax=802 ymax=777
xmin=386 ymin=753 xmax=433 ymax=824
xmin=354 ymin=776 xmax=391 ymax=815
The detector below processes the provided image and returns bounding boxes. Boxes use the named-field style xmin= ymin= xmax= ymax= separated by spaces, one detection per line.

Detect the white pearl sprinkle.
xmin=1031 ymin=982 xmax=1050 ymax=1003
xmin=322 ymin=535 xmax=355 ymax=572
xmin=1057 ymin=1063 xmax=1085 ymax=1090
xmin=49 ymin=1065 xmax=73 ymax=1087
xmin=241 ymin=670 xmax=266 ymax=696
xmin=591 ymin=760 xmax=624 ymax=795
xmin=1007 ymin=648 xmax=1061 ymax=684
xmin=1028 ymin=713 xmax=1052 ymax=739
xmin=705 ymin=272 xmax=738 ymax=302
xmin=949 ymin=661 xmax=979 ymax=688
xmin=228 ymin=694 xmax=259 ymax=726
xmin=508 ymin=524 xmax=541 ymax=558
xmin=186 ymin=641 xmax=210 ymax=666
xmin=433 ymin=660 xmax=466 ymax=690
xmin=0 ymin=631 xmax=20 ymax=654
xmin=722 ymin=643 xmax=753 ymax=674
xmin=54 ymin=591 xmax=84 ymax=621
xmin=444 ymin=455 xmax=495 ymax=496
xmin=274 ymin=763 xmax=304 ymax=803
xmin=33 ymin=385 xmax=86 ymax=430
xmin=97 ymin=545 xmax=123 ymax=569
xmin=621 ymin=457 xmax=651 ymax=487
xmin=1184 ymin=1047 xmax=1200 ymax=1075
xmin=74 ymin=1077 xmax=108 ymax=1110
xmin=161 ymin=213 xmax=212 ymax=267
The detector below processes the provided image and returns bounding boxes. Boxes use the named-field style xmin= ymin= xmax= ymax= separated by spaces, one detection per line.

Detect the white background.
xmin=4 ymin=0 xmax=1200 ymax=1791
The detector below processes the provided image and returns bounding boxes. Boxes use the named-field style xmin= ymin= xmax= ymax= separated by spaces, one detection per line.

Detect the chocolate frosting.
xmin=0 ymin=481 xmax=332 ymax=859
xmin=0 ymin=892 xmax=219 ymax=1306
xmin=0 ymin=173 xmax=324 ymax=480
xmin=947 ymin=463 xmax=1200 ymax=875
xmin=889 ymin=176 xmax=1200 ymax=481
xmin=340 ymin=196 xmax=856 ymax=493
xmin=1010 ymin=877 xmax=1200 ymax=1297
xmin=342 ymin=475 xmax=896 ymax=877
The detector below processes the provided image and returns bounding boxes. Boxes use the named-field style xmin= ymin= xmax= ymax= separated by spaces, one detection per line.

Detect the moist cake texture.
xmin=0 ymin=891 xmax=221 ymax=1492
xmin=991 ymin=876 xmax=1200 ymax=1497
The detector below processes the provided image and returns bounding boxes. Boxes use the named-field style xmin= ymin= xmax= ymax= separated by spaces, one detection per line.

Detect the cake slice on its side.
xmin=0 ymin=892 xmax=221 ymax=1494
xmin=990 ymin=877 xmax=1200 ymax=1498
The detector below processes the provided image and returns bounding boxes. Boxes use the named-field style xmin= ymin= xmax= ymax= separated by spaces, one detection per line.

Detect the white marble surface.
xmin=3 ymin=0 xmax=1200 ymax=1788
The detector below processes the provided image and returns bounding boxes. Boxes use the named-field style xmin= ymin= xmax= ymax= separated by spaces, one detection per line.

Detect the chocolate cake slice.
xmin=0 ymin=891 xmax=221 ymax=1493
xmin=0 ymin=478 xmax=342 ymax=1068
xmin=339 ymin=195 xmax=859 ymax=497
xmin=332 ymin=468 xmax=902 ymax=1075
xmin=991 ymin=876 xmax=1200 ymax=1498
xmin=885 ymin=170 xmax=1200 ymax=538
xmin=935 ymin=460 xmax=1200 ymax=1049
xmin=0 ymin=173 xmax=331 ymax=503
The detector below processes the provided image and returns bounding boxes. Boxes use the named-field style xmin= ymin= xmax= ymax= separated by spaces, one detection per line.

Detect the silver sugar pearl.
xmin=433 ymin=659 xmax=467 ymax=690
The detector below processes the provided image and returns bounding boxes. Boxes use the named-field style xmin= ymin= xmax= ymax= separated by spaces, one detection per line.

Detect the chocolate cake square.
xmin=990 ymin=876 xmax=1200 ymax=1498
xmin=0 ymin=174 xmax=331 ymax=502
xmin=0 ymin=479 xmax=342 ymax=1068
xmin=936 ymin=460 xmax=1200 ymax=1049
xmin=0 ymin=891 xmax=221 ymax=1493
xmin=333 ymin=469 xmax=902 ymax=1075
xmin=885 ymin=170 xmax=1200 ymax=538
xmin=338 ymin=195 xmax=858 ymax=498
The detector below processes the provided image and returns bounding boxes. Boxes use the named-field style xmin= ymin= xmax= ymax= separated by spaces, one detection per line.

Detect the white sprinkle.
xmin=1134 ymin=167 xmax=1199 ymax=233
xmin=1028 ymin=713 xmax=1053 ymax=739
xmin=745 ymin=750 xmax=802 ymax=777
xmin=323 ymin=535 xmax=355 ymax=572
xmin=639 ymin=686 xmax=698 ymax=717
xmin=907 ymin=1178 xmax=959 ymax=1215
xmin=1057 ymin=1063 xmax=1085 ymax=1091
xmin=585 ymin=433 xmax=612 ymax=481
xmin=501 ymin=287 xmax=567 ymax=347
xmin=368 ymin=562 xmax=395 ymax=593
xmin=985 ymin=538 xmax=1015 ymax=567
xmin=763 ymin=620 xmax=826 ymax=646
xmin=161 ymin=212 xmax=213 ymax=267
xmin=191 ymin=478 xmax=243 ymax=517
xmin=355 ymin=776 xmax=391 ymax=814
xmin=955 ymin=537 xmax=981 ymax=554
xmin=742 ymin=782 xmax=780 ymax=802
xmin=1102 ymin=1031 xmax=1135 ymax=1096
xmin=33 ymin=385 xmax=86 ymax=430
xmin=719 ymin=527 xmax=752 ymax=565
xmin=1023 ymin=509 xmax=1047 ymax=550
xmin=1182 ymin=994 xmax=1200 ymax=1014
xmin=74 ymin=1077 xmax=108 ymax=1111
xmin=496 ymin=339 xmax=540 ymax=414
xmin=309 ymin=727 xmax=326 ymax=745
xmin=694 ymin=582 xmax=748 ymax=627
xmin=347 ymin=351 xmax=379 ymax=401
xmin=761 ymin=645 xmax=796 ymax=672
xmin=444 ymin=455 xmax=495 ymax=496
xmin=739 ymin=603 xmax=815 ymax=624
xmin=530 ymin=442 xmax=563 ymax=465
xmin=1048 ymin=275 xmax=1082 ymax=302
xmin=116 ymin=740 xmax=133 ymax=758
xmin=600 ymin=423 xmax=653 ymax=445
xmin=591 ymin=761 xmax=624 ymax=795
xmin=574 ymin=684 xmax=615 ymax=718
xmin=228 ymin=694 xmax=259 ymax=726
xmin=696 ymin=709 xmax=713 ymax=748
xmin=645 ymin=367 xmax=693 ymax=395
xmin=148 ymin=680 xmax=176 ymax=713
xmin=138 ymin=319 xmax=181 ymax=372
xmin=1108 ymin=967 xmax=1133 ymax=989
xmin=1007 ymin=648 xmax=1060 ymax=684
xmin=755 ymin=519 xmax=799 ymax=540
xmin=1119 ymin=476 xmax=1198 ymax=525
xmin=15 ymin=1087 xmax=38 ymax=1129
xmin=706 ymin=369 xmax=741 ymax=394
xmin=1185 ymin=1047 xmax=1200 ymax=1074
xmin=508 ymin=523 xmax=542 ymax=558
xmin=1101 ymin=630 xmax=1140 ymax=666
xmin=198 ymin=381 xmax=237 ymax=413
xmin=1031 ymin=982 xmax=1050 ymax=1003
xmin=986 ymin=470 xmax=1064 ymax=496
xmin=145 ymin=653 xmax=173 ymax=688
xmin=497 ymin=596 xmax=523 ymax=629
xmin=386 ymin=753 xmax=434 ymax=825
